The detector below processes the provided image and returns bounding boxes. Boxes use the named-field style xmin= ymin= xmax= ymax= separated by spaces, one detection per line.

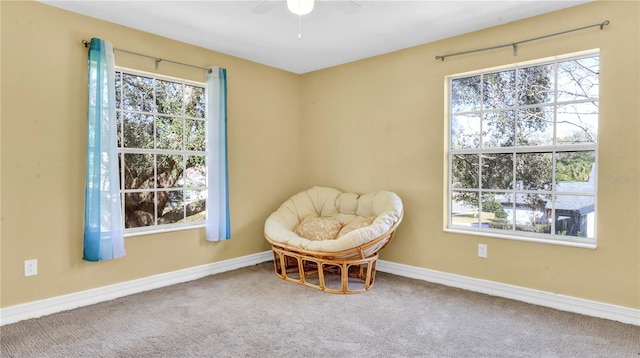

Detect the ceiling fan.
xmin=252 ymin=0 xmax=362 ymax=16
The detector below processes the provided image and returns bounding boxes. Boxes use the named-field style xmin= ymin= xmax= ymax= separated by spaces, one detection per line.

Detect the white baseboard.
xmin=3 ymin=252 xmax=637 ymax=327
xmin=377 ymin=260 xmax=640 ymax=326
xmin=0 ymin=251 xmax=273 ymax=326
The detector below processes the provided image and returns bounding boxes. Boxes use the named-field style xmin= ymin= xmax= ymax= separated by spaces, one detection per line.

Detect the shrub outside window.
xmin=447 ymin=51 xmax=599 ymax=247
xmin=115 ymin=68 xmax=207 ymax=234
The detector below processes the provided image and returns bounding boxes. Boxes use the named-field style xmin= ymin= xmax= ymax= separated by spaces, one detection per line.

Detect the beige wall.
xmin=301 ymin=0 xmax=639 ymax=308
xmin=1 ymin=0 xmax=638 ymax=311
xmin=1 ymin=1 xmax=302 ymax=307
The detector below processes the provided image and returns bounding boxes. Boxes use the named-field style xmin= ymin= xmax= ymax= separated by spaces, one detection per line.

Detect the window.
xmin=447 ymin=51 xmax=599 ymax=247
xmin=115 ymin=68 xmax=207 ymax=233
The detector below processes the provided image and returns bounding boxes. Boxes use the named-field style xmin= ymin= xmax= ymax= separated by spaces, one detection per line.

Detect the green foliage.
xmin=494 ymin=210 xmax=508 ymax=219
xmin=481 ymin=199 xmax=502 ymax=214
xmin=481 ymin=153 xmax=513 ymax=190
xmin=452 ymin=154 xmax=478 ymax=189
xmin=556 ymin=151 xmax=595 ymax=182
xmin=487 ymin=218 xmax=512 ymax=230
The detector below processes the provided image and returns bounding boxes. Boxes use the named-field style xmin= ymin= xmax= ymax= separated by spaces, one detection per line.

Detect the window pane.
xmin=117 ymin=68 xmax=208 ymax=233
xmin=555 ymin=151 xmax=596 ymax=192
xmin=186 ymin=155 xmax=206 ymax=188
xmin=517 ymin=107 xmax=554 ymax=146
xmin=185 ymin=189 xmax=206 ymax=222
xmin=158 ymin=190 xmax=184 ymax=225
xmin=554 ymin=195 xmax=595 ymax=238
xmin=452 ymin=154 xmax=479 ymax=189
xmin=184 ymin=85 xmax=205 ymax=118
xmin=156 ymin=80 xmax=183 ymax=115
xmin=482 ymin=110 xmax=515 ymax=147
xmin=451 ymin=76 xmax=481 ymax=113
xmin=156 ymin=116 xmax=184 ymax=150
xmin=116 ymin=112 xmax=122 ymax=148
xmin=122 ymin=112 xmax=154 ymax=149
xmin=123 ymin=153 xmax=154 ymax=189
xmin=481 ymin=153 xmax=513 ymax=190
xmin=557 ymin=56 xmax=599 ymax=102
xmin=556 ymin=101 xmax=598 ymax=145
xmin=483 ymin=70 xmax=516 ymax=109
xmin=157 ymin=154 xmax=184 ymax=188
xmin=124 ymin=192 xmax=155 ymax=228
xmin=516 ymin=153 xmax=552 ymax=190
xmin=115 ymin=72 xmax=121 ymax=109
xmin=122 ymin=74 xmax=154 ymax=112
xmin=186 ymin=119 xmax=205 ymax=151
xmin=118 ymin=153 xmax=123 ymax=190
xmin=451 ymin=115 xmax=480 ymax=149
xmin=482 ymin=192 xmax=513 ymax=231
xmin=517 ymin=64 xmax=555 ymax=106
xmin=514 ymin=193 xmax=552 ymax=233
xmin=451 ymin=191 xmax=479 ymax=227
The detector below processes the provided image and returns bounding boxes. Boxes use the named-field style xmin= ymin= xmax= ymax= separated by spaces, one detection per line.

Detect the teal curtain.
xmin=205 ymin=67 xmax=231 ymax=241
xmin=83 ymin=38 xmax=125 ymax=261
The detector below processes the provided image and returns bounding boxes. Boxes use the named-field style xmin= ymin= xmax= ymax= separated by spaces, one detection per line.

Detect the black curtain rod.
xmin=82 ymin=39 xmax=212 ymax=73
xmin=435 ymin=20 xmax=610 ymax=61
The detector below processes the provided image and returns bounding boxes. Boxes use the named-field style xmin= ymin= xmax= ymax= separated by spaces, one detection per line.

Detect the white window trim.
xmin=444 ymin=50 xmax=599 ymax=248
xmin=124 ymin=223 xmax=206 ymax=238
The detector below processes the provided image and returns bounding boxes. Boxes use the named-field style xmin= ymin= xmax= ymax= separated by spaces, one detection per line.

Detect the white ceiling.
xmin=40 ymin=0 xmax=591 ymax=74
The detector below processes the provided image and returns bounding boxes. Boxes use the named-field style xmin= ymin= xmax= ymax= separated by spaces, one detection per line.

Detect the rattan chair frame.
xmin=265 ymin=212 xmax=403 ymax=294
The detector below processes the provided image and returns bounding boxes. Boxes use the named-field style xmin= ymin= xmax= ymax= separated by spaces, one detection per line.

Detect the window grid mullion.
xmin=451 ymin=98 xmax=596 ymax=118
xmin=451 ymin=144 xmax=596 ymax=155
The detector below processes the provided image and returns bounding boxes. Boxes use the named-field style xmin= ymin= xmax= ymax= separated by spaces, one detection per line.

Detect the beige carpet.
xmin=1 ymin=262 xmax=638 ymax=357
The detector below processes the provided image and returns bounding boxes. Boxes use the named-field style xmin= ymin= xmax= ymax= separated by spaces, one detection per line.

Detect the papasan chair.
xmin=264 ymin=186 xmax=403 ymax=294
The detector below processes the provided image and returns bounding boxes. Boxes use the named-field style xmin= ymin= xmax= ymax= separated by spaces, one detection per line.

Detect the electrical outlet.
xmin=24 ymin=259 xmax=38 ymax=277
xmin=478 ymin=244 xmax=488 ymax=258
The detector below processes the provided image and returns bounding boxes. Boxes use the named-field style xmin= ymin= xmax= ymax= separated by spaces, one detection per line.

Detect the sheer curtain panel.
xmin=205 ymin=67 xmax=231 ymax=241
xmin=83 ymin=38 xmax=125 ymax=261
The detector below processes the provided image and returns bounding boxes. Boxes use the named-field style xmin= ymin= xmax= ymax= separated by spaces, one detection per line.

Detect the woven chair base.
xmin=270 ymin=245 xmax=379 ymax=294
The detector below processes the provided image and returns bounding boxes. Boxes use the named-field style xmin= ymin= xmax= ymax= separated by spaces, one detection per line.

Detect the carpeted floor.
xmin=1 ymin=262 xmax=638 ymax=357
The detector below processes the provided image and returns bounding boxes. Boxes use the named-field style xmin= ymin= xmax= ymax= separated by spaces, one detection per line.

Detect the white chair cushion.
xmin=264 ymin=186 xmax=403 ymax=253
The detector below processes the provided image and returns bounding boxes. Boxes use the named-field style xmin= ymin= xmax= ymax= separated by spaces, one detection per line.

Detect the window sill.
xmin=443 ymin=228 xmax=597 ymax=249
xmin=124 ymin=223 xmax=206 ymax=238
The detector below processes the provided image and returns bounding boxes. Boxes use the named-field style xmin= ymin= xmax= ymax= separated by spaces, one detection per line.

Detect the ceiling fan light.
xmin=287 ymin=0 xmax=314 ymax=16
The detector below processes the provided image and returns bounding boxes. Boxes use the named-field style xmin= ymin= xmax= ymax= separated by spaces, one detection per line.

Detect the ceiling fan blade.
xmin=251 ymin=0 xmax=278 ymax=14
xmin=331 ymin=0 xmax=362 ymax=15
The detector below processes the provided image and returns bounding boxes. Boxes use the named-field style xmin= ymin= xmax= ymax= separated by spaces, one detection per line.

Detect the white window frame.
xmin=115 ymin=67 xmax=208 ymax=236
xmin=444 ymin=50 xmax=599 ymax=248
